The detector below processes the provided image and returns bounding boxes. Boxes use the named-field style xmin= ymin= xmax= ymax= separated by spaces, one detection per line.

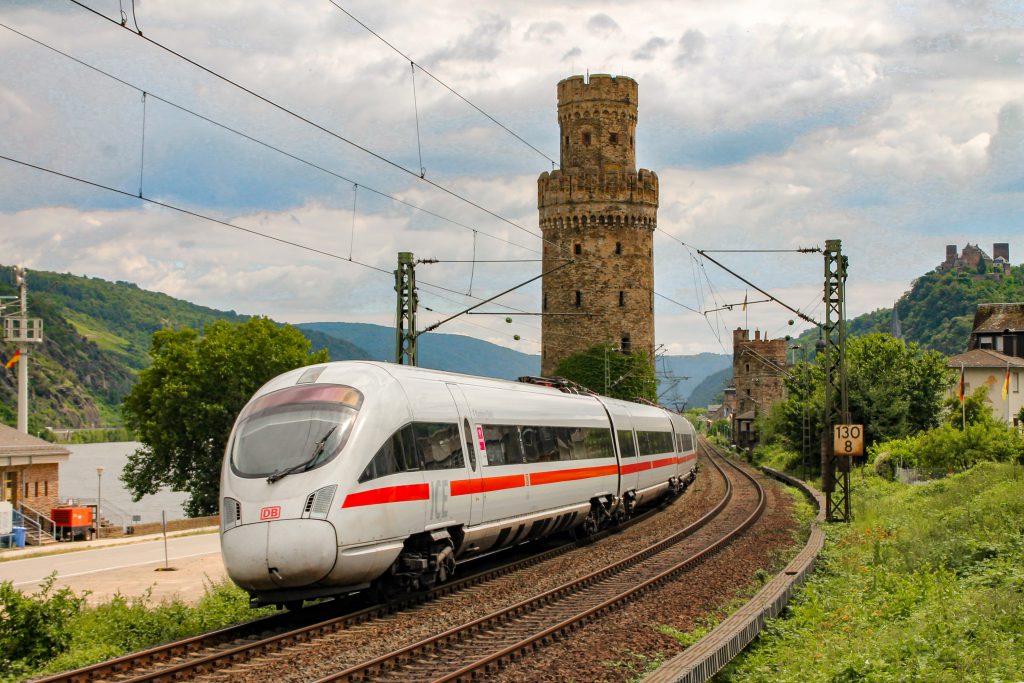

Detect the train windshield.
xmin=230 ymin=384 xmax=363 ymax=478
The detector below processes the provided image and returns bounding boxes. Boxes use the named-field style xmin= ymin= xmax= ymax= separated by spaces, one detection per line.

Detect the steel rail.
xmin=315 ymin=445 xmax=750 ymax=682
xmin=38 ymin=476 xmax=684 ymax=683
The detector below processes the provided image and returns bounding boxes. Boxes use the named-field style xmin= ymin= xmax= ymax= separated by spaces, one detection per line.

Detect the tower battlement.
xmin=538 ymin=168 xmax=659 ymax=208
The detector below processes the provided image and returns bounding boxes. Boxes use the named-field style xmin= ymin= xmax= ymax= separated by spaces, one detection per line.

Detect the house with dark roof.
xmin=968 ymin=303 xmax=1024 ymax=358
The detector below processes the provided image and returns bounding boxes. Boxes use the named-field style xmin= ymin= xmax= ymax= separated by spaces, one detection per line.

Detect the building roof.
xmin=947 ymin=348 xmax=1024 ymax=369
xmin=0 ymin=423 xmax=70 ymax=467
xmin=736 ymin=410 xmax=756 ymax=420
xmin=972 ymin=303 xmax=1024 ymax=333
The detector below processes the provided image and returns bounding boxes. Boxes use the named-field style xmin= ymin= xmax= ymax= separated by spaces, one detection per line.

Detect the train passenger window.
xmin=463 ymin=420 xmax=477 ymax=470
xmin=617 ymin=430 xmax=637 ymax=458
xmin=637 ymin=431 xmax=674 ymax=456
xmin=681 ymin=434 xmax=694 ymax=451
xmin=521 ymin=426 xmax=561 ymax=463
xmin=581 ymin=429 xmax=615 ymax=460
xmin=359 ymin=425 xmax=425 ymax=483
xmin=415 ymin=423 xmax=464 ymax=471
xmin=482 ymin=425 xmax=525 ymax=466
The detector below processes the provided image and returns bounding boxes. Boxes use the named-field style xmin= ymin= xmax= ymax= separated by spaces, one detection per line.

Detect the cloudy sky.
xmin=1 ymin=0 xmax=1021 ymax=357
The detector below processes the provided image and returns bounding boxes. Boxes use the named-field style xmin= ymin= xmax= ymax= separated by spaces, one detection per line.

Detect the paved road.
xmin=0 ymin=533 xmax=221 ymax=588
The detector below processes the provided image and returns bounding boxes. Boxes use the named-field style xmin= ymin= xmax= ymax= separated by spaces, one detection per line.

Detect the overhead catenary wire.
xmin=63 ymin=0 xmax=570 ymax=258
xmin=0 ymin=21 xmax=542 ymax=257
xmin=324 ymin=0 xmax=559 ymax=169
xmin=0 ymin=151 xmax=538 ymax=322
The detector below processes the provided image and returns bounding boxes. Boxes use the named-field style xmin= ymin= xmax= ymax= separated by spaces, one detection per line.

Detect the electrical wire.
xmin=0 ymin=21 xmax=542 ymax=257
xmin=324 ymin=0 xmax=559 ymax=169
xmin=64 ymin=0 xmax=570 ymax=257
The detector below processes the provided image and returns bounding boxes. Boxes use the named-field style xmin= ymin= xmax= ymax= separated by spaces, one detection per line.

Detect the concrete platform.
xmin=0 ymin=527 xmax=228 ymax=605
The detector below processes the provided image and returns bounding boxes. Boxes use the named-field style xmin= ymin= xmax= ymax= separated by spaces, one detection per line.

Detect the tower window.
xmin=619 ymin=291 xmax=625 ymax=307
xmin=543 ymin=293 xmax=548 ymax=311
xmin=565 ymin=135 xmax=569 ymax=146
xmin=574 ymin=291 xmax=582 ymax=308
xmin=582 ymin=132 xmax=591 ymax=146
xmin=615 ymin=242 xmax=622 ymax=255
xmin=630 ymin=136 xmax=634 ymax=147
xmin=574 ymin=243 xmax=582 ymax=255
xmin=621 ymin=333 xmax=631 ymax=354
xmin=610 ymin=132 xmax=618 ymax=144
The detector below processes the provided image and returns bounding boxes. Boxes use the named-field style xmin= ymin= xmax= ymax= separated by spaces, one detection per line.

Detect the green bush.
xmin=0 ymin=576 xmax=85 ymax=680
xmin=869 ymin=421 xmax=1024 ymax=477
xmin=1 ymin=578 xmax=269 ymax=681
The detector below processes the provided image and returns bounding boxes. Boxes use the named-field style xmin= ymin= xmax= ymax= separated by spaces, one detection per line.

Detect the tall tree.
xmin=122 ymin=318 xmax=329 ymax=516
xmin=554 ymin=343 xmax=657 ymax=402
xmin=764 ymin=333 xmax=951 ymax=449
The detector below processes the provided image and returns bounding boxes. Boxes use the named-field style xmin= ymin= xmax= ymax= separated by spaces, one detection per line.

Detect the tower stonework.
xmin=538 ymin=75 xmax=658 ymax=376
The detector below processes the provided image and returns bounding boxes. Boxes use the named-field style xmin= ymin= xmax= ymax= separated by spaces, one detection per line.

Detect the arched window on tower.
xmin=543 ymin=293 xmax=548 ymax=311
xmin=609 ymin=132 xmax=618 ymax=145
xmin=619 ymin=291 xmax=625 ymax=307
xmin=574 ymin=291 xmax=582 ymax=308
xmin=621 ymin=333 xmax=631 ymax=354
xmin=574 ymin=243 xmax=582 ymax=255
xmin=615 ymin=242 xmax=622 ymax=255
xmin=582 ymin=132 xmax=591 ymax=146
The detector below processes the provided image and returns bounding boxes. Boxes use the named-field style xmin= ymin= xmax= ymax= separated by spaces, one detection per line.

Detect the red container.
xmin=51 ymin=507 xmax=94 ymax=527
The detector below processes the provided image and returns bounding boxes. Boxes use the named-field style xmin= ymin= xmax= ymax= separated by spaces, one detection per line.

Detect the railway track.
xmin=313 ymin=439 xmax=763 ymax=682
xmin=33 ymin=468 xmax=691 ymax=683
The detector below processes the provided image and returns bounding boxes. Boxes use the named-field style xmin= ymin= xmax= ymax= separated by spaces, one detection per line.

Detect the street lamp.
xmin=96 ymin=466 xmax=104 ymax=539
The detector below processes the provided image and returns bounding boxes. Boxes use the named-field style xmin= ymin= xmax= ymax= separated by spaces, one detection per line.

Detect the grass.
xmin=715 ymin=462 xmax=1024 ymax=682
xmin=0 ymin=575 xmax=272 ymax=682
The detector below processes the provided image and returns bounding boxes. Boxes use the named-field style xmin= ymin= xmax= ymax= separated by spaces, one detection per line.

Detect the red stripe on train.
xmin=341 ymin=483 xmax=430 ymax=508
xmin=651 ymin=457 xmax=678 ymax=469
xmin=530 ymin=464 xmax=619 ymax=485
xmin=450 ymin=474 xmax=526 ymax=496
xmin=619 ymin=461 xmax=651 ymax=474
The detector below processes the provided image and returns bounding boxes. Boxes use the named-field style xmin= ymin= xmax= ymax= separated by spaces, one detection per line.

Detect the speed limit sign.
xmin=833 ymin=424 xmax=864 ymax=456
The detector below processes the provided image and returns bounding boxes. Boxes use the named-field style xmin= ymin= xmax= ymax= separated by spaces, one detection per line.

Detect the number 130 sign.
xmin=833 ymin=424 xmax=864 ymax=456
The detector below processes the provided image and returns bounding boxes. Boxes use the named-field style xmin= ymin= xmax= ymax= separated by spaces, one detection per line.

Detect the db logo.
xmin=259 ymin=506 xmax=281 ymax=521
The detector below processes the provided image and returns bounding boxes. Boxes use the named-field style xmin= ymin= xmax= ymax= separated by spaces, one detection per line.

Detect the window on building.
xmin=33 ymin=481 xmax=38 ymax=497
xmin=44 ymin=481 xmax=48 ymax=496
xmin=746 ymin=363 xmax=750 ymax=373
xmin=543 ymin=293 xmax=548 ymax=311
xmin=565 ymin=135 xmax=569 ymax=146
xmin=574 ymin=243 xmax=582 ymax=255
xmin=575 ymin=291 xmax=581 ymax=307
xmin=582 ymin=132 xmax=591 ymax=146
xmin=615 ymin=241 xmax=622 ymax=255
xmin=609 ymin=132 xmax=618 ymax=144
xmin=621 ymin=333 xmax=631 ymax=354
xmin=619 ymin=291 xmax=625 ymax=307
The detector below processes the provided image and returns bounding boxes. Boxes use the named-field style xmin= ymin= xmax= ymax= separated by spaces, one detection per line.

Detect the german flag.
xmin=1003 ymin=364 xmax=1011 ymax=401
xmin=4 ymin=349 xmax=20 ymax=369
xmin=958 ymin=365 xmax=965 ymax=403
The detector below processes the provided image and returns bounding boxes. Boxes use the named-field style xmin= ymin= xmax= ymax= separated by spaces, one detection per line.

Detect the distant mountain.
xmin=654 ymin=353 xmax=732 ymax=409
xmin=687 ymin=366 xmax=732 ymax=408
xmin=298 ymin=321 xmax=540 ymax=380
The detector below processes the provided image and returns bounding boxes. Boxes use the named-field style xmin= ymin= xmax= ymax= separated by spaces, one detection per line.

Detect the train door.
xmin=447 ymin=384 xmax=484 ymax=527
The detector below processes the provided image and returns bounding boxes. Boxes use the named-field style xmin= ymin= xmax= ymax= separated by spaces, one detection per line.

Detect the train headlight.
xmin=222 ymin=497 xmax=242 ymax=531
xmin=302 ymin=485 xmax=337 ymax=519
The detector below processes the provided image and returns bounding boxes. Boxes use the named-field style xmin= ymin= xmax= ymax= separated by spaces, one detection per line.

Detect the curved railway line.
xmin=35 ymin=439 xmax=760 ymax=683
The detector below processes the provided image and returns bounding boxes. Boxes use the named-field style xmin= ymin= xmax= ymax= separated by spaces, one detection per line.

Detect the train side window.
xmin=681 ymin=433 xmax=694 ymax=451
xmin=581 ymin=429 xmax=615 ymax=460
xmin=463 ymin=420 xmax=477 ymax=470
xmin=482 ymin=425 xmax=525 ymax=465
xmin=415 ymin=422 xmax=464 ymax=471
xmin=555 ymin=427 xmax=575 ymax=461
xmin=521 ymin=426 xmax=541 ymax=463
xmin=617 ymin=430 xmax=637 ymax=458
xmin=359 ymin=429 xmax=405 ymax=483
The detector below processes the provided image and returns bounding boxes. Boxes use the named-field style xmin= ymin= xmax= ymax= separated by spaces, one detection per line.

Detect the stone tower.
xmin=538 ymin=75 xmax=658 ymax=376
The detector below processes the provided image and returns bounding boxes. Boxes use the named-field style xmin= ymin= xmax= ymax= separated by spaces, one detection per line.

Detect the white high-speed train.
xmin=219 ymin=361 xmax=697 ymax=607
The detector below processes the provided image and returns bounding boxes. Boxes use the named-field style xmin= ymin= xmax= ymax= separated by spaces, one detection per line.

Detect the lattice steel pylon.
xmin=394 ymin=252 xmax=418 ymax=366
xmin=821 ymin=239 xmax=851 ymax=522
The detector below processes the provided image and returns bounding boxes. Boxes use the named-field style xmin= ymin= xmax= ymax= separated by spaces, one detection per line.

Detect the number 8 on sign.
xmin=833 ymin=424 xmax=864 ymax=457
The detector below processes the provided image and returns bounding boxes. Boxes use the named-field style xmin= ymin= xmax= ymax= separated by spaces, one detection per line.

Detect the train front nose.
xmin=222 ymin=519 xmax=338 ymax=589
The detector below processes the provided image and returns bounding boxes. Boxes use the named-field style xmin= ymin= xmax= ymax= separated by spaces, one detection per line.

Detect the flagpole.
xmin=961 ymin=361 xmax=966 ymax=430
xmin=1006 ymin=362 xmax=1011 ymax=424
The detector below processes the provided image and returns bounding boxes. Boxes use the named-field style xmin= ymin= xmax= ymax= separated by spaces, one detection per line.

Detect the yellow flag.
xmin=1003 ymin=365 xmax=1010 ymax=400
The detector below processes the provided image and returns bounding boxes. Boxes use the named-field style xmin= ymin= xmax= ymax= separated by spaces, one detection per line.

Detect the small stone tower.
xmin=538 ymin=75 xmax=658 ymax=376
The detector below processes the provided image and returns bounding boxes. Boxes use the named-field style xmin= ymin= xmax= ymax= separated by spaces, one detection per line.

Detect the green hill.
xmin=795 ymin=262 xmax=1024 ymax=355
